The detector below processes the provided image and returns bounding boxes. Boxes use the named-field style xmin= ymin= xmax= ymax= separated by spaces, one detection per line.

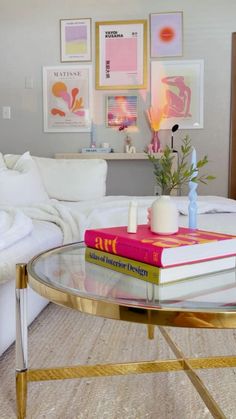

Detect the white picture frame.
xmin=150 ymin=12 xmax=183 ymax=58
xmin=43 ymin=65 xmax=92 ymax=133
xmin=60 ymin=18 xmax=92 ymax=62
xmin=151 ymin=60 xmax=204 ymax=129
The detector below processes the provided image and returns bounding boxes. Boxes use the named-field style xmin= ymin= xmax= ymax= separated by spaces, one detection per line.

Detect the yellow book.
xmin=85 ymin=247 xmax=236 ymax=285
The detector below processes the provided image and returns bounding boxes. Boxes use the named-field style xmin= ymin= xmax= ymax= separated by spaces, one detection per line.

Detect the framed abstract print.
xmin=43 ymin=65 xmax=92 ymax=132
xmin=150 ymin=12 xmax=183 ymax=58
xmin=60 ymin=18 xmax=91 ymax=62
xmin=106 ymin=95 xmax=138 ymax=127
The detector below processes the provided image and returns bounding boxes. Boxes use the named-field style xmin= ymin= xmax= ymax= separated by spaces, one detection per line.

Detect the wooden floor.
xmin=1 ymin=303 xmax=236 ymax=418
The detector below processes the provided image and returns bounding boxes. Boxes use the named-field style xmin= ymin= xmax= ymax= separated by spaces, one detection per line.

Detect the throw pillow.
xmin=32 ymin=157 xmax=108 ymax=201
xmin=0 ymin=151 xmax=49 ymax=205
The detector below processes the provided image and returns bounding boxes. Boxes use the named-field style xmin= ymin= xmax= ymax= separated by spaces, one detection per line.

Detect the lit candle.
xmin=188 ymin=147 xmax=198 ymax=229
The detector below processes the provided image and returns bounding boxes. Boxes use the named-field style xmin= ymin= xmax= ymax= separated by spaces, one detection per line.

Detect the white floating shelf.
xmin=55 ymin=152 xmax=165 ymax=160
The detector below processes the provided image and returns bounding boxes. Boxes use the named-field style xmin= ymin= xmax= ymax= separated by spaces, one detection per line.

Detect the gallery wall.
xmin=0 ymin=0 xmax=235 ymax=196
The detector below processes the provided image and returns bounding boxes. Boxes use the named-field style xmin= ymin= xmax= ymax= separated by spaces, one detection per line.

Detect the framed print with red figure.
xmin=151 ymin=60 xmax=204 ymax=129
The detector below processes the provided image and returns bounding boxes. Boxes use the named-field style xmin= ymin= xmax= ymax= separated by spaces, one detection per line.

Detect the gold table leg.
xmin=147 ymin=310 xmax=155 ymax=339
xmin=147 ymin=325 xmax=155 ymax=339
xmin=16 ymin=371 xmax=27 ymax=419
xmin=158 ymin=326 xmax=227 ymax=419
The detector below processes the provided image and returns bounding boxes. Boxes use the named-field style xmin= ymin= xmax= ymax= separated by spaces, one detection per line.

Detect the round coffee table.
xmin=16 ymin=242 xmax=236 ymax=419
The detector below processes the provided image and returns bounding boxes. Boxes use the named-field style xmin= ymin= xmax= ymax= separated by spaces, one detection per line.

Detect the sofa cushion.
xmin=5 ymin=154 xmax=108 ymax=201
xmin=0 ymin=152 xmax=50 ymax=205
xmin=34 ymin=157 xmax=108 ymax=201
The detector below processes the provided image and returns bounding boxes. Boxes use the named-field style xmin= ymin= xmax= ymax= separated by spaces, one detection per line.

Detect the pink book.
xmin=84 ymin=225 xmax=236 ymax=268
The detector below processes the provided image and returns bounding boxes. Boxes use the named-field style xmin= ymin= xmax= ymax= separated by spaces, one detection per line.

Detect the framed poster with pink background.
xmin=95 ymin=20 xmax=147 ymax=89
xmin=151 ymin=60 xmax=204 ymax=129
xmin=150 ymin=12 xmax=183 ymax=58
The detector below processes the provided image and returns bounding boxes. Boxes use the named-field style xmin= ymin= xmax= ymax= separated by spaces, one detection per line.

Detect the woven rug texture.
xmin=1 ymin=303 xmax=236 ymax=419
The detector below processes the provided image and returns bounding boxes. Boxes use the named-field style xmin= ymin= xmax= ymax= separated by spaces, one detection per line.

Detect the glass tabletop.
xmin=27 ymin=242 xmax=236 ymax=314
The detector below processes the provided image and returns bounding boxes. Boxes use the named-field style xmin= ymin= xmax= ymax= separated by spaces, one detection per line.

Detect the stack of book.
xmin=84 ymin=224 xmax=236 ymax=285
xmin=81 ymin=147 xmax=112 ymax=153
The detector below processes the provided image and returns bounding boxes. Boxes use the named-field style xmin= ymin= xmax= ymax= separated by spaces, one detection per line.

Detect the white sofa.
xmin=0 ymin=152 xmax=108 ymax=356
xmin=1 ymin=151 xmax=236 ymax=357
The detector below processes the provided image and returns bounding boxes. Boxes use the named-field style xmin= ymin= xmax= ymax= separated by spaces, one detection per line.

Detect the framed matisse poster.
xmin=151 ymin=60 xmax=204 ymax=129
xmin=43 ymin=65 xmax=92 ymax=132
xmin=60 ymin=18 xmax=91 ymax=62
xmin=95 ymin=20 xmax=147 ymax=90
xmin=106 ymin=95 xmax=138 ymax=127
xmin=150 ymin=12 xmax=183 ymax=58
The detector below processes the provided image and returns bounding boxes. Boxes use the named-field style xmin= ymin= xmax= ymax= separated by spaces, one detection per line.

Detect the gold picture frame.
xmin=95 ymin=20 xmax=147 ymax=90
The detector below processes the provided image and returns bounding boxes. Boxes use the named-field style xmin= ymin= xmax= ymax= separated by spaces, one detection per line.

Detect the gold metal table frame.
xmin=15 ymin=245 xmax=236 ymax=419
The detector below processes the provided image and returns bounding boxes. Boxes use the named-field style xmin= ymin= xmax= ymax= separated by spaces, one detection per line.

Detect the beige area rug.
xmin=1 ymin=303 xmax=236 ymax=419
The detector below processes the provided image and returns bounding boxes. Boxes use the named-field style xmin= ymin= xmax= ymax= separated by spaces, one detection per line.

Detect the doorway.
xmin=229 ymin=32 xmax=236 ymax=198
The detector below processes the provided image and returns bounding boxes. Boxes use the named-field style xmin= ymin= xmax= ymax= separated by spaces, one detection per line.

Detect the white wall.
xmin=0 ymin=0 xmax=235 ymax=196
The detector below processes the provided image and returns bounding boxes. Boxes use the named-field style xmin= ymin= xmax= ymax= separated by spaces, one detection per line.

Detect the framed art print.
xmin=151 ymin=60 xmax=204 ymax=129
xmin=60 ymin=18 xmax=91 ymax=62
xmin=96 ymin=20 xmax=147 ymax=90
xmin=106 ymin=95 xmax=138 ymax=127
xmin=43 ymin=65 xmax=92 ymax=132
xmin=150 ymin=12 xmax=183 ymax=58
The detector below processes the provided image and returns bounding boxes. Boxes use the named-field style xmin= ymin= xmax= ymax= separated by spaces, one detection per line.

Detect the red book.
xmin=84 ymin=225 xmax=236 ymax=268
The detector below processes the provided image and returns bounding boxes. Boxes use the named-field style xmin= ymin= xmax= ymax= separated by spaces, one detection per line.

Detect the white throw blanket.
xmin=0 ymin=208 xmax=33 ymax=251
xmin=0 ymin=202 xmax=86 ymax=254
xmin=57 ymin=195 xmax=236 ymax=233
xmin=1 ymin=195 xmax=236 ymax=252
xmin=18 ymin=203 xmax=87 ymax=244
xmin=172 ymin=195 xmax=236 ymax=215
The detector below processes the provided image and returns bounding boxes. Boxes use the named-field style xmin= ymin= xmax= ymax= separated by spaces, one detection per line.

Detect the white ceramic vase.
xmin=151 ymin=195 xmax=179 ymax=235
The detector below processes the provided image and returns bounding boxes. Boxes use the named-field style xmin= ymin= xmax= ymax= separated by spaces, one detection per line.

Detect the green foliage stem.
xmin=147 ymin=135 xmax=215 ymax=195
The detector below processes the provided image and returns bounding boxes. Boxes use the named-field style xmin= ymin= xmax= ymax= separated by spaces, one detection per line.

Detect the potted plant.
xmin=147 ymin=135 xmax=215 ymax=195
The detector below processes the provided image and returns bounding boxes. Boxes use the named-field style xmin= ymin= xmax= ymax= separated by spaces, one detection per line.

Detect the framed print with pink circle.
xmin=150 ymin=12 xmax=183 ymax=58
